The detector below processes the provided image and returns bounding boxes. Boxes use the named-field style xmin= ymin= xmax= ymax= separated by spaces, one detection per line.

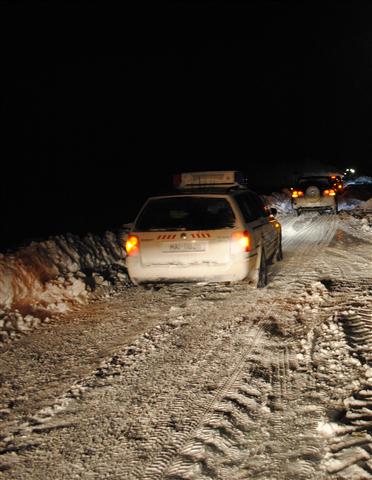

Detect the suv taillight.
xmin=292 ymin=190 xmax=304 ymax=198
xmin=232 ymin=230 xmax=251 ymax=252
xmin=323 ymin=189 xmax=336 ymax=196
xmin=125 ymin=235 xmax=140 ymax=256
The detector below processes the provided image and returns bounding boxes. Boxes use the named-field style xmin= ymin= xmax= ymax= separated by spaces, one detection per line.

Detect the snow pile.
xmin=357 ymin=198 xmax=372 ymax=212
xmin=341 ymin=194 xmax=372 ymax=211
xmin=339 ymin=198 xmax=372 ymax=213
xmin=337 ymin=210 xmax=372 ymax=238
xmin=345 ymin=175 xmax=372 ymax=185
xmin=338 ymin=198 xmax=364 ymax=211
xmin=0 ymin=230 xmax=129 ymax=342
xmin=263 ymin=189 xmax=292 ymax=214
xmin=360 ymin=217 xmax=372 ymax=233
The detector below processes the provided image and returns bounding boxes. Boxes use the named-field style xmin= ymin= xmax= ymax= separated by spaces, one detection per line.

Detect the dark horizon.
xmin=2 ymin=1 xmax=372 ymax=249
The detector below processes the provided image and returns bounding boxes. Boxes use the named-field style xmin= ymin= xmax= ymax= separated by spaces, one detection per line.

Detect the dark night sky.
xmin=1 ymin=1 xmax=372 ymax=248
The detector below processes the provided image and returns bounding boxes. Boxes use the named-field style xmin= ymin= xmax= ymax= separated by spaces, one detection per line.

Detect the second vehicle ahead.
xmin=291 ymin=175 xmax=339 ymax=215
xmin=124 ymin=171 xmax=282 ymax=288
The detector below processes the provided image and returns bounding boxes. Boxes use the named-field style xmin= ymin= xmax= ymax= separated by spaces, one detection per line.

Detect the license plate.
xmin=162 ymin=241 xmax=207 ymax=252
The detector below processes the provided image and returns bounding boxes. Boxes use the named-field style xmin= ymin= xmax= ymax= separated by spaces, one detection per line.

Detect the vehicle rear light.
xmin=291 ymin=190 xmax=304 ymax=198
xmin=323 ymin=189 xmax=336 ymax=196
xmin=125 ymin=235 xmax=140 ymax=256
xmin=232 ymin=230 xmax=251 ymax=252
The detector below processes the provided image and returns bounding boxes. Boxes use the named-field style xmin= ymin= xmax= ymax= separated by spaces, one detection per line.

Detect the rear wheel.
xmin=276 ymin=238 xmax=283 ymax=261
xmin=296 ymin=209 xmax=301 ymax=216
xmin=257 ymin=249 xmax=268 ymax=288
xmin=269 ymin=237 xmax=283 ymax=264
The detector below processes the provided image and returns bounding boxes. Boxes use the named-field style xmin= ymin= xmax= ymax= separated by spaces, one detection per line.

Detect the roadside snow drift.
xmin=264 ymin=190 xmax=293 ymax=213
xmin=1 ymin=193 xmax=372 ymax=344
xmin=0 ymin=231 xmax=128 ymax=341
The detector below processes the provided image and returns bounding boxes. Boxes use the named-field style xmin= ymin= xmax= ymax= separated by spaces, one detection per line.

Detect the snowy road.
xmin=1 ymin=211 xmax=372 ymax=479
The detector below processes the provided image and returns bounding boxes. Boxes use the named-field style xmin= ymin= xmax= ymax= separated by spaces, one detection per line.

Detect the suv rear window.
xmin=135 ymin=196 xmax=236 ymax=231
xmin=298 ymin=177 xmax=332 ymax=190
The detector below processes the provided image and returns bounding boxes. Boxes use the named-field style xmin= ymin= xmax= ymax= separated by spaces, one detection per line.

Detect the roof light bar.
xmin=173 ymin=171 xmax=248 ymax=189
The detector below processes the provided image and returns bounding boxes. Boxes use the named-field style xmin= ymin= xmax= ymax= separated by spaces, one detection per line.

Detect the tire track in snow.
xmin=141 ymin=320 xmax=270 ymax=480
xmin=285 ymin=220 xmax=372 ymax=478
xmin=282 ymin=213 xmax=338 ymax=253
xmin=162 ymin=338 xmax=275 ymax=480
xmin=1 ymin=283 xmax=276 ymax=479
xmin=288 ymin=218 xmax=372 ymax=477
xmin=161 ymin=340 xmax=326 ymax=480
xmin=143 ymin=248 xmax=337 ymax=480
xmin=273 ymin=213 xmax=339 ymax=287
xmin=0 ymin=214 xmax=345 ymax=478
xmin=127 ymin=248 xmax=337 ymax=480
xmin=318 ymin=279 xmax=372 ymax=478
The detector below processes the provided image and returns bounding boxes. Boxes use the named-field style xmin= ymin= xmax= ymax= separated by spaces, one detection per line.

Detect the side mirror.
xmin=270 ymin=207 xmax=277 ymax=216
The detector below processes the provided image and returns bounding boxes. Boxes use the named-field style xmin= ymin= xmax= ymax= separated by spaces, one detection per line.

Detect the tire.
xmin=305 ymin=185 xmax=321 ymax=198
xmin=257 ymin=248 xmax=268 ymax=288
xmin=276 ymin=238 xmax=283 ymax=261
xmin=296 ymin=209 xmax=301 ymax=216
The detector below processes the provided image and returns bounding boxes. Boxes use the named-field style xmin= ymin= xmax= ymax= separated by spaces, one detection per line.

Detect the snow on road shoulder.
xmin=263 ymin=190 xmax=293 ymax=214
xmin=337 ymin=208 xmax=372 ymax=238
xmin=1 ymin=193 xmax=372 ymax=346
xmin=0 ymin=230 xmax=129 ymax=343
xmin=2 ymin=206 xmax=372 ymax=478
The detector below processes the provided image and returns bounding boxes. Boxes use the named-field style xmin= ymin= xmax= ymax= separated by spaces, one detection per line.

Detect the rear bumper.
xmin=292 ymin=197 xmax=336 ymax=211
xmin=126 ymin=253 xmax=258 ymax=284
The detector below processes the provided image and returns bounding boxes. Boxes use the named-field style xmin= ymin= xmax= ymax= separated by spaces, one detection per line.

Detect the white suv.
xmin=124 ymin=171 xmax=282 ymax=287
xmin=291 ymin=176 xmax=339 ymax=215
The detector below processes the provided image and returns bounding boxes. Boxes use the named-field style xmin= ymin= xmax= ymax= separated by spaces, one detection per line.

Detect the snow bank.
xmin=345 ymin=175 xmax=372 ymax=185
xmin=0 ymin=230 xmax=129 ymax=342
xmin=338 ymin=198 xmax=364 ymax=211
xmin=360 ymin=216 xmax=372 ymax=233
xmin=263 ymin=189 xmax=292 ymax=214
xmin=2 ymin=191 xmax=371 ymax=345
xmin=340 ymin=198 xmax=372 ymax=216
xmin=359 ymin=198 xmax=372 ymax=211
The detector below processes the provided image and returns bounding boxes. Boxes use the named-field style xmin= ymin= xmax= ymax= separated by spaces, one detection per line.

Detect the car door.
xmin=234 ymin=192 xmax=264 ymax=255
xmin=253 ymin=194 xmax=278 ymax=258
xmin=236 ymin=192 xmax=277 ymax=259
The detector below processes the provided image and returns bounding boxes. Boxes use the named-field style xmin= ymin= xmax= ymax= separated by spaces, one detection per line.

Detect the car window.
xmin=235 ymin=192 xmax=267 ymax=222
xmin=249 ymin=193 xmax=269 ymax=218
xmin=134 ymin=196 xmax=236 ymax=231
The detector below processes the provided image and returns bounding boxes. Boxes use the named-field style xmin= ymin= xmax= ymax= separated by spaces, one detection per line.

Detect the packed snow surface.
xmin=1 ymin=198 xmax=372 ymax=479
